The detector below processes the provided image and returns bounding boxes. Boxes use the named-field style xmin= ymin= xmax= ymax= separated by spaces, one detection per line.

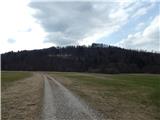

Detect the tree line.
xmin=1 ymin=43 xmax=160 ymax=73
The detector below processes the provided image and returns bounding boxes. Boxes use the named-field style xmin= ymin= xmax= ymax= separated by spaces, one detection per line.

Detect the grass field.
xmin=1 ymin=72 xmax=43 ymax=120
xmin=1 ymin=71 xmax=32 ymax=89
xmin=49 ymin=72 xmax=160 ymax=120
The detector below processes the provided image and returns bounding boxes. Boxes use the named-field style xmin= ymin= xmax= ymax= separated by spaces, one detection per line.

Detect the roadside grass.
xmin=1 ymin=71 xmax=32 ymax=89
xmin=49 ymin=72 xmax=160 ymax=120
xmin=1 ymin=72 xmax=43 ymax=120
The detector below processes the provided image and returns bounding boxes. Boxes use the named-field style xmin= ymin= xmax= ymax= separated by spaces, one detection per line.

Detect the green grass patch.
xmin=49 ymin=72 xmax=160 ymax=118
xmin=1 ymin=71 xmax=32 ymax=89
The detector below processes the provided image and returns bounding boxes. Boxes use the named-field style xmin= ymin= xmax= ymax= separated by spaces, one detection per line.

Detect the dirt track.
xmin=41 ymin=74 xmax=103 ymax=120
xmin=2 ymin=73 xmax=103 ymax=120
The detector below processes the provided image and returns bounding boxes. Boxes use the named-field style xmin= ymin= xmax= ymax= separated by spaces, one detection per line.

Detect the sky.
xmin=0 ymin=0 xmax=159 ymax=53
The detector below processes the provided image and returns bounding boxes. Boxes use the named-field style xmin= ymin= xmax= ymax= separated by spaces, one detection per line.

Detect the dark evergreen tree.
xmin=1 ymin=43 xmax=160 ymax=73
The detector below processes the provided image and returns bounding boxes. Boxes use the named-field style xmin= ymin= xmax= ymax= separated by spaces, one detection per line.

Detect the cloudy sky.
xmin=0 ymin=0 xmax=159 ymax=53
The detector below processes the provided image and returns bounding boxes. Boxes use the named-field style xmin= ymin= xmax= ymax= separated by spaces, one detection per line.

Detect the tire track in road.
xmin=41 ymin=74 xmax=103 ymax=120
xmin=41 ymin=75 xmax=56 ymax=120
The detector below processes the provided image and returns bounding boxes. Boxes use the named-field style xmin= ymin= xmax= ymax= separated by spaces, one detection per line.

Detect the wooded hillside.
xmin=2 ymin=43 xmax=160 ymax=73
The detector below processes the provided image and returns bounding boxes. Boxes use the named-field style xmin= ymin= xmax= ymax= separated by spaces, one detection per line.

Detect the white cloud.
xmin=0 ymin=0 xmax=53 ymax=53
xmin=0 ymin=0 xmax=34 ymax=37
xmin=125 ymin=1 xmax=155 ymax=19
xmin=29 ymin=1 xmax=157 ymax=47
xmin=0 ymin=0 xmax=158 ymax=53
xmin=7 ymin=38 xmax=16 ymax=44
xmin=109 ymin=8 xmax=128 ymax=22
xmin=136 ymin=22 xmax=145 ymax=31
xmin=132 ymin=7 xmax=147 ymax=17
xmin=116 ymin=15 xmax=160 ymax=52
xmin=29 ymin=2 xmax=132 ymax=46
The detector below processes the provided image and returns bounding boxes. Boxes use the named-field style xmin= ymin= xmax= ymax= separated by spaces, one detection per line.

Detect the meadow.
xmin=1 ymin=71 xmax=32 ymax=89
xmin=1 ymin=71 xmax=43 ymax=120
xmin=1 ymin=71 xmax=159 ymax=120
xmin=49 ymin=72 xmax=160 ymax=120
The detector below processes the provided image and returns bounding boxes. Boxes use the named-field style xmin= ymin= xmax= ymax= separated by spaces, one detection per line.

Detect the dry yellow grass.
xmin=2 ymin=73 xmax=43 ymax=120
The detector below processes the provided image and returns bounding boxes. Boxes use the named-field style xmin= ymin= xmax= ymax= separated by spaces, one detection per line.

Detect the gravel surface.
xmin=41 ymin=74 xmax=103 ymax=120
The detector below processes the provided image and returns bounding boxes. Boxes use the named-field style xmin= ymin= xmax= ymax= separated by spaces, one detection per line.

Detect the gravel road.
xmin=41 ymin=74 xmax=103 ymax=120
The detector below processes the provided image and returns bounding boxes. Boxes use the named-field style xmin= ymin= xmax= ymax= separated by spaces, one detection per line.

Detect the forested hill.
xmin=1 ymin=43 xmax=160 ymax=73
